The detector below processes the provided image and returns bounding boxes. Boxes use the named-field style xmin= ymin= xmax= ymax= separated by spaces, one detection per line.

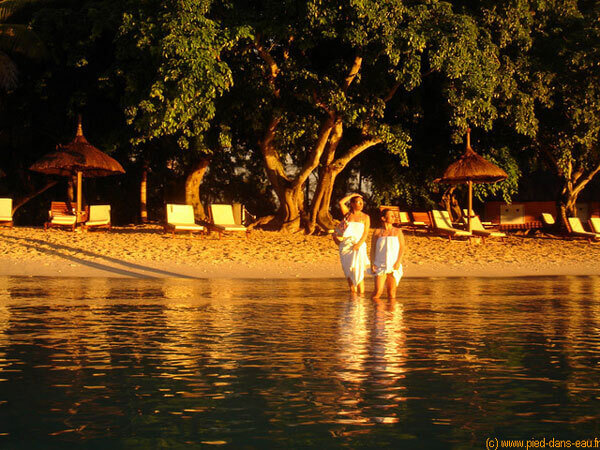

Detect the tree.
xmin=219 ymin=0 xmax=515 ymax=233
xmin=526 ymin=2 xmax=600 ymax=229
xmin=0 ymin=0 xmax=45 ymax=92
xmin=119 ymin=0 xmax=246 ymax=219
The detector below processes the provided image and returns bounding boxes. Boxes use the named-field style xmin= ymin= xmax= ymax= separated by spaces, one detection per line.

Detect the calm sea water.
xmin=0 ymin=276 xmax=599 ymax=448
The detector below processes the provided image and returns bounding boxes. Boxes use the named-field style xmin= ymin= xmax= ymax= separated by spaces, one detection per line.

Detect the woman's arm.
xmin=394 ymin=229 xmax=405 ymax=269
xmin=332 ymin=233 xmax=342 ymax=246
xmin=370 ymin=229 xmax=379 ymax=264
xmin=338 ymin=193 xmax=357 ymax=216
xmin=353 ymin=213 xmax=370 ymax=250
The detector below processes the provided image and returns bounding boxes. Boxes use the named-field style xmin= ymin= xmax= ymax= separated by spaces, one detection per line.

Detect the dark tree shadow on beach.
xmin=0 ymin=234 xmax=196 ymax=279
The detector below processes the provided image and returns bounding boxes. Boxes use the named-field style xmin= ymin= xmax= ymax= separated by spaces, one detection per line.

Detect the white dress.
xmin=372 ymin=235 xmax=403 ymax=286
xmin=338 ymin=221 xmax=370 ymax=286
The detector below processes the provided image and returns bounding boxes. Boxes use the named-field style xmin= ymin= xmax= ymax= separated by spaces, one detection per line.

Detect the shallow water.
xmin=0 ymin=276 xmax=599 ymax=448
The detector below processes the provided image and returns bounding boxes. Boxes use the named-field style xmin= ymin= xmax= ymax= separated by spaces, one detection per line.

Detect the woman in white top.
xmin=370 ymin=208 xmax=405 ymax=299
xmin=332 ymin=193 xmax=370 ymax=294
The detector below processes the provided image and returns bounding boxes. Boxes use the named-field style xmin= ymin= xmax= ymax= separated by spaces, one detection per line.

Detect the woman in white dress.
xmin=370 ymin=209 xmax=405 ymax=299
xmin=332 ymin=193 xmax=370 ymax=294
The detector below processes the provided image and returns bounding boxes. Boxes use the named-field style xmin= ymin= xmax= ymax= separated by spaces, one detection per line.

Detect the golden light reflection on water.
xmin=0 ymin=276 xmax=599 ymax=446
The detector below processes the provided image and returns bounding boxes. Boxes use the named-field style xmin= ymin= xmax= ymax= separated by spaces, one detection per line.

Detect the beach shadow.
xmin=0 ymin=234 xmax=196 ymax=279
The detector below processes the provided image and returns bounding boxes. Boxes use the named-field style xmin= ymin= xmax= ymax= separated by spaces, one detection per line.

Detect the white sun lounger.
xmin=431 ymin=210 xmax=472 ymax=240
xmin=209 ymin=204 xmax=249 ymax=238
xmin=83 ymin=205 xmax=112 ymax=231
xmin=567 ymin=217 xmax=600 ymax=242
xmin=164 ymin=204 xmax=205 ymax=236
xmin=0 ymin=198 xmax=13 ymax=227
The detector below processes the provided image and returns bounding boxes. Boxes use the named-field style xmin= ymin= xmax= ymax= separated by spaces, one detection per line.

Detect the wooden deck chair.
xmin=0 ymin=198 xmax=13 ymax=227
xmin=410 ymin=211 xmax=432 ymax=233
xmin=468 ymin=215 xmax=506 ymax=242
xmin=541 ymin=213 xmax=555 ymax=228
xmin=45 ymin=201 xmax=76 ymax=231
xmin=164 ymin=204 xmax=205 ymax=236
xmin=462 ymin=208 xmax=493 ymax=228
xmin=209 ymin=204 xmax=249 ymax=238
xmin=589 ymin=217 xmax=600 ymax=234
xmin=83 ymin=205 xmax=111 ymax=231
xmin=430 ymin=210 xmax=472 ymax=240
xmin=567 ymin=217 xmax=600 ymax=242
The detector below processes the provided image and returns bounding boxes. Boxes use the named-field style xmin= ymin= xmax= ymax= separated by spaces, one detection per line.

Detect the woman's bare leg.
xmin=386 ymin=274 xmax=398 ymax=299
xmin=357 ymin=280 xmax=365 ymax=294
xmin=372 ymin=275 xmax=386 ymax=299
xmin=347 ymin=278 xmax=357 ymax=293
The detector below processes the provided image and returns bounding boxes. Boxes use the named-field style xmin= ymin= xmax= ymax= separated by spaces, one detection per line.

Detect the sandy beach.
xmin=0 ymin=225 xmax=598 ymax=279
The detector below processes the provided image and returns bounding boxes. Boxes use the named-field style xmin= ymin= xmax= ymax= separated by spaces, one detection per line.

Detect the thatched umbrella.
xmin=435 ymin=128 xmax=508 ymax=232
xmin=29 ymin=116 xmax=125 ymax=222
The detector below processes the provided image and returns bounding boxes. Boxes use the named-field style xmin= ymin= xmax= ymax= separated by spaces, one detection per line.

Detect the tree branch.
xmin=254 ymin=35 xmax=280 ymax=97
xmin=383 ymin=81 xmax=401 ymax=103
xmin=292 ymin=114 xmax=335 ymax=189
xmin=13 ymin=180 xmax=58 ymax=213
xmin=259 ymin=116 xmax=289 ymax=188
xmin=332 ymin=138 xmax=382 ymax=171
xmin=342 ymin=55 xmax=362 ymax=92
xmin=572 ymin=160 xmax=600 ymax=198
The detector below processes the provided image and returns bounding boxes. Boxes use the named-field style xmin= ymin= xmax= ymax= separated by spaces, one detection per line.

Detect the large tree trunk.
xmin=555 ymin=159 xmax=600 ymax=231
xmin=67 ymin=177 xmax=75 ymax=203
xmin=307 ymin=137 xmax=381 ymax=234
xmin=558 ymin=180 xmax=581 ymax=232
xmin=13 ymin=180 xmax=58 ymax=214
xmin=440 ymin=186 xmax=461 ymax=221
xmin=259 ymin=115 xmax=335 ymax=233
xmin=184 ymin=158 xmax=210 ymax=221
xmin=140 ymin=164 xmax=148 ymax=223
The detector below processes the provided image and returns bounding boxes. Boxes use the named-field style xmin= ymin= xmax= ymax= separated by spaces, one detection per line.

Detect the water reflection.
xmin=0 ymin=276 xmax=599 ymax=447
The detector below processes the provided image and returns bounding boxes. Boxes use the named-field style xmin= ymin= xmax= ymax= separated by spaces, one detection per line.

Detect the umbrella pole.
xmin=76 ymin=170 xmax=83 ymax=223
xmin=468 ymin=180 xmax=473 ymax=233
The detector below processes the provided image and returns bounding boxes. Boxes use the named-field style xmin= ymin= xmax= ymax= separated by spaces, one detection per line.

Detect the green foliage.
xmin=0 ymin=0 xmax=45 ymax=91
xmin=120 ymin=0 xmax=250 ymax=151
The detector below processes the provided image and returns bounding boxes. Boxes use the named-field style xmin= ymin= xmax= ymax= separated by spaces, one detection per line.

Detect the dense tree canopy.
xmin=0 ymin=0 xmax=598 ymax=231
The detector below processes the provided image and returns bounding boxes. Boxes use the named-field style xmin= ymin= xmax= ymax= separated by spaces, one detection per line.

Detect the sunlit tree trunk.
xmin=259 ymin=115 xmax=335 ymax=233
xmin=545 ymin=151 xmax=600 ymax=231
xmin=67 ymin=177 xmax=75 ymax=204
xmin=440 ymin=186 xmax=461 ymax=221
xmin=140 ymin=163 xmax=148 ymax=223
xmin=185 ymin=158 xmax=210 ymax=221
xmin=308 ymin=137 xmax=381 ymax=234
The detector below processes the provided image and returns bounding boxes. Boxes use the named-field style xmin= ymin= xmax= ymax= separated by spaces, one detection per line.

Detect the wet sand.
xmin=0 ymin=225 xmax=598 ymax=279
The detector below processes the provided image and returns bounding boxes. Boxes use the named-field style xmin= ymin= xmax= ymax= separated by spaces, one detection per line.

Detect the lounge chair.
xmin=164 ymin=204 xmax=205 ymax=236
xmin=410 ymin=211 xmax=432 ymax=233
xmin=462 ymin=208 xmax=493 ymax=228
xmin=589 ymin=217 xmax=600 ymax=234
xmin=209 ymin=204 xmax=249 ymax=238
xmin=45 ymin=201 xmax=77 ymax=231
xmin=83 ymin=205 xmax=111 ymax=231
xmin=430 ymin=210 xmax=472 ymax=240
xmin=567 ymin=217 xmax=600 ymax=242
xmin=0 ymin=198 xmax=13 ymax=227
xmin=467 ymin=215 xmax=506 ymax=242
xmin=541 ymin=213 xmax=555 ymax=228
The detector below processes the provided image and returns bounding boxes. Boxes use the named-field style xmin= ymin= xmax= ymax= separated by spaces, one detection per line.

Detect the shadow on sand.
xmin=0 ymin=234 xmax=196 ymax=279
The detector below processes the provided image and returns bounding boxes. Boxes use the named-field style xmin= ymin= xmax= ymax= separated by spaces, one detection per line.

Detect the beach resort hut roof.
xmin=29 ymin=116 xmax=125 ymax=222
xmin=435 ymin=129 xmax=508 ymax=185
xmin=435 ymin=128 xmax=508 ymax=233
xmin=29 ymin=117 xmax=125 ymax=177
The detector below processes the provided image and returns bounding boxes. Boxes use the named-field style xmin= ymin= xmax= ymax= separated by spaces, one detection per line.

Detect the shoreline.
xmin=0 ymin=225 xmax=598 ymax=280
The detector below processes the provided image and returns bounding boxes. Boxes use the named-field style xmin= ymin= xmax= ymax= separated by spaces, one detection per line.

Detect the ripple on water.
xmin=0 ymin=276 xmax=599 ymax=446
